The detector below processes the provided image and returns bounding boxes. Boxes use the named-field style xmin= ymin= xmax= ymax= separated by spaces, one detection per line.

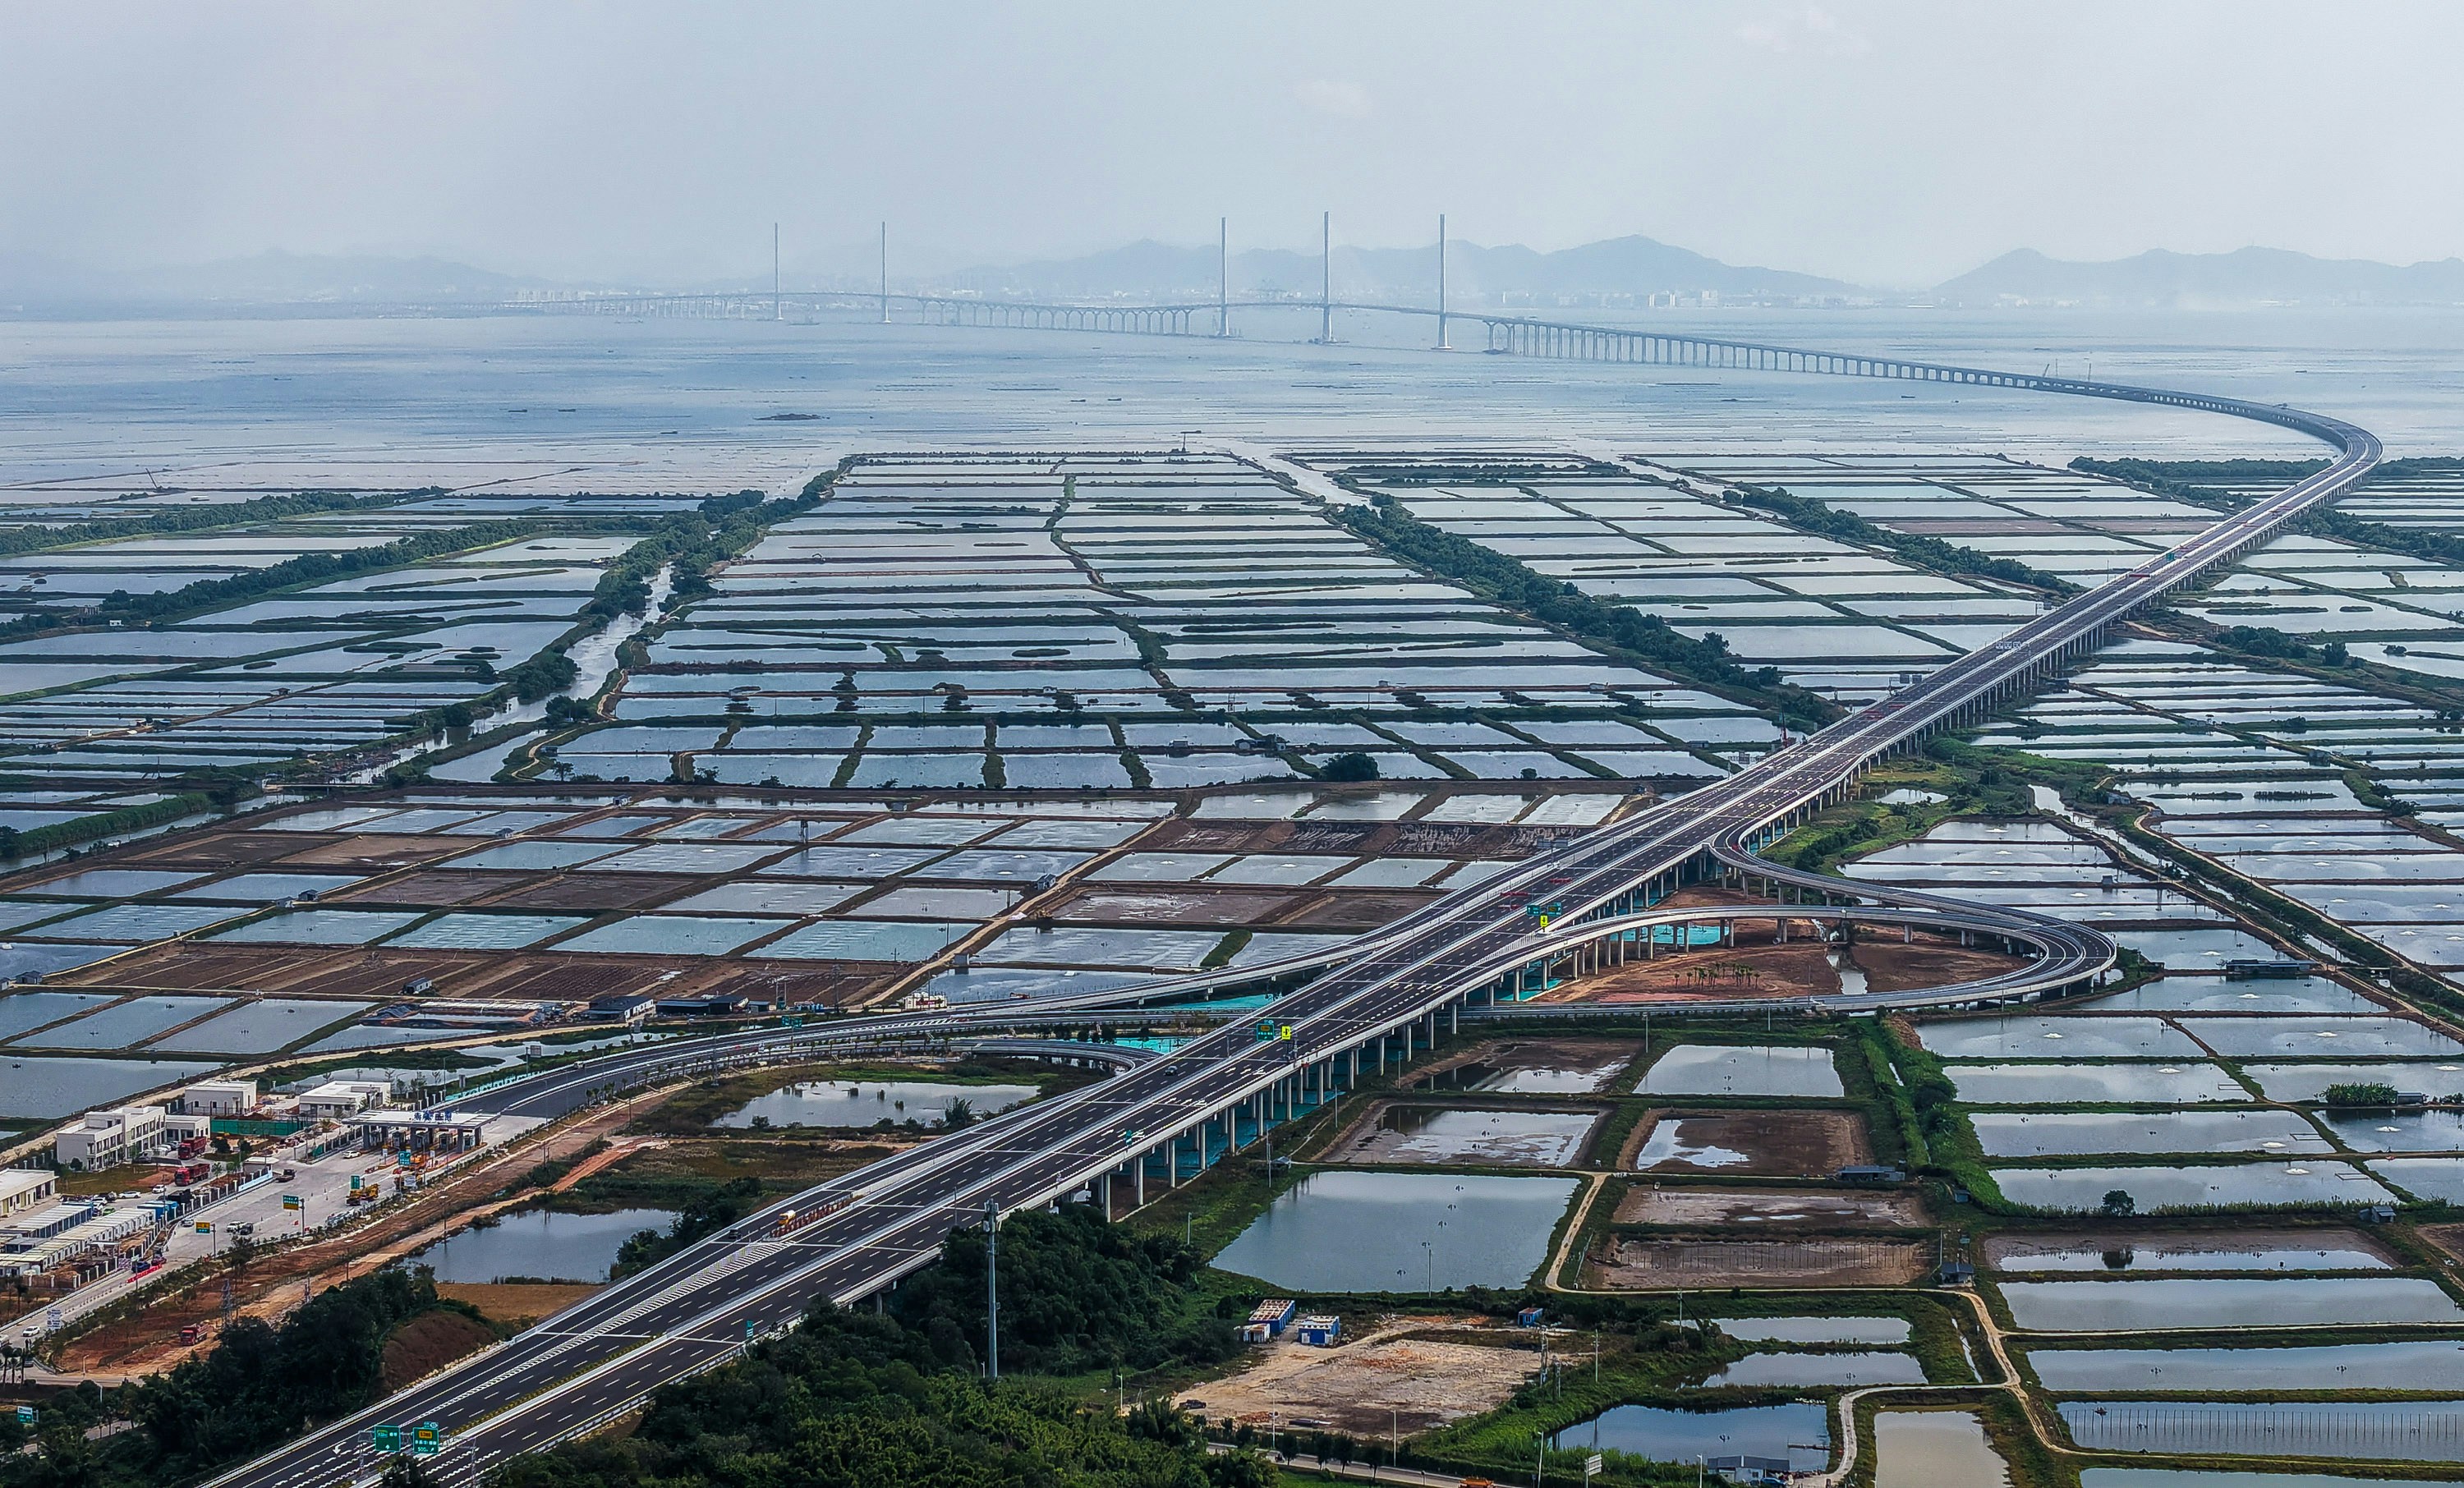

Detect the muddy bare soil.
xmin=1321 ymin=1099 xmax=1607 ymax=1168
xmin=437 ymin=1281 xmax=600 ymax=1329
xmin=1588 ymin=1235 xmax=1930 ymax=1288
xmin=1178 ymin=1316 xmax=1539 ymax=1437
xmin=1613 ymin=1184 xmax=1924 ymax=1229
xmin=1625 ymin=1109 xmax=1873 ymax=1178
xmin=1414 ymin=1037 xmax=1643 ymax=1094
xmin=1852 ymin=936 xmax=2028 ymax=994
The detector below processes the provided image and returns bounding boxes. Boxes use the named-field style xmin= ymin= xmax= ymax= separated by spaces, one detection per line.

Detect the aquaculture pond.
xmin=1968 ymin=1109 xmax=2328 ymax=1160
xmin=1985 ymin=1234 xmax=2390 ymax=1273
xmin=1873 ymin=1411 xmax=2011 ymax=1488
xmin=1990 ymin=1161 xmax=2394 ymax=1213
xmin=1549 ymin=1401 xmax=1830 ymax=1475
xmin=1418 ymin=1040 xmax=1635 ymax=1094
xmin=1354 ymin=1105 xmax=1598 ymax=1167
xmin=2029 ymin=1340 xmax=2464 ymax=1392
xmin=1704 ymin=1351 xmax=1925 ymax=1387
xmin=0 ymin=1054 xmax=220 ymax=1118
xmin=407 ymin=1208 xmax=678 ymax=1284
xmin=715 ymin=1078 xmax=1039 ymax=1129
xmin=2080 ymin=1470 xmax=2459 ymax=1487
xmin=1209 ymin=1171 xmax=1577 ymax=1293
xmin=1634 ymin=1044 xmax=1841 ymax=1097
xmin=1717 ymin=1316 xmax=1913 ymax=1346
xmin=2060 ymin=1401 xmax=2464 ymax=1465
xmin=2001 ymin=1277 xmax=2464 ymax=1332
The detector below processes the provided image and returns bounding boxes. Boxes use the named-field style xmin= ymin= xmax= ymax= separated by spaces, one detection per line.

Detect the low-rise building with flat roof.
xmin=0 ymin=1169 xmax=57 ymax=1218
xmin=54 ymin=1105 xmax=168 ymax=1169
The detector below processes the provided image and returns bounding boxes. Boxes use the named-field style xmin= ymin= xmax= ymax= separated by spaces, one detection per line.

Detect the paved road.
xmin=205 ymin=375 xmax=2381 ymax=1488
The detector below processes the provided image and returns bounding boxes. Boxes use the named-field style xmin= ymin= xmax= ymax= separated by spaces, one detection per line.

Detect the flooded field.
xmin=1630 ymin=1109 xmax=1869 ymax=1176
xmin=1612 ymin=1185 xmax=1924 ymax=1229
xmin=1329 ymin=1103 xmax=1602 ymax=1168
xmin=1210 ymin=1171 xmax=1577 ymax=1293
xmin=1634 ymin=1044 xmax=1841 ymax=1097
xmin=1591 ymin=1235 xmax=1929 ymax=1288
xmin=1416 ymin=1038 xmax=1637 ymax=1094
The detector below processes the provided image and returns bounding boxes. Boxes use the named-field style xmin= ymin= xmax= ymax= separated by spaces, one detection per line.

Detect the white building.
xmin=53 ymin=1105 xmax=168 ymax=1169
xmin=0 ymin=1169 xmax=57 ymax=1219
xmin=172 ymin=1080 xmax=257 ymax=1115
xmin=297 ymin=1081 xmax=393 ymax=1120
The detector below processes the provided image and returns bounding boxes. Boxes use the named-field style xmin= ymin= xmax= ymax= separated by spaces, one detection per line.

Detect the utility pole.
xmin=879 ymin=222 xmax=890 ymax=324
xmin=773 ymin=223 xmax=781 ymax=320
xmin=1437 ymin=213 xmax=1450 ymax=350
xmin=983 ymin=1199 xmax=999 ymax=1380
xmin=1218 ymin=216 xmax=1230 ymax=338
xmin=1318 ymin=210 xmax=1332 ymax=344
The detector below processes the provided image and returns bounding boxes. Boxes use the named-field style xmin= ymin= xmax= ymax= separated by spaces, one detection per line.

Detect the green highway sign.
xmin=412 ymin=1421 xmax=441 ymax=1455
xmin=371 ymin=1425 xmax=400 ymax=1452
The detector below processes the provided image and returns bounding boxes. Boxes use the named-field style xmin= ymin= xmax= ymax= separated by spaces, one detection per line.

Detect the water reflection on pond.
xmin=1549 ymin=1401 xmax=1829 ymax=1474
xmin=2062 ymin=1401 xmax=2464 ymax=1464
xmin=1418 ymin=1040 xmax=1635 ymax=1095
xmin=1358 ymin=1105 xmax=1597 ymax=1166
xmin=2002 ymin=1276 xmax=2464 ymax=1332
xmin=1705 ymin=1351 xmax=1925 ymax=1388
xmin=2030 ymin=1339 xmax=2464 ymax=1392
xmin=1210 ymin=1171 xmax=1577 ymax=1293
xmin=409 ymin=1207 xmax=677 ymax=1283
xmin=716 ymin=1078 xmax=1038 ymax=1129
xmin=1874 ymin=1411 xmax=2010 ymax=1487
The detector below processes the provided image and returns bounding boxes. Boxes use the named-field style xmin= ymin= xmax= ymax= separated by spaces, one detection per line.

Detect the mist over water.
xmin=5 ymin=307 xmax=2461 ymax=500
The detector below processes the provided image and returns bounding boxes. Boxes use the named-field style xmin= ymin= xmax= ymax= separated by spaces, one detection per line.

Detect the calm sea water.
xmin=3 ymin=307 xmax=2460 ymax=498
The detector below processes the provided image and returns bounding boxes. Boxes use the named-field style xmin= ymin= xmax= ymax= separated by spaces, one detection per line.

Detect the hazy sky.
xmin=10 ymin=1 xmax=2464 ymax=287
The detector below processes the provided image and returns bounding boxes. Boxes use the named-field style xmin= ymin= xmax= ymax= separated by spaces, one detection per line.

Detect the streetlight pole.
xmin=983 ymin=1199 xmax=999 ymax=1381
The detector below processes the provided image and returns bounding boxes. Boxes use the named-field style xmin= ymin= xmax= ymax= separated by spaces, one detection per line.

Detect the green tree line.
xmin=0 ymin=1268 xmax=457 ymax=1488
xmin=494 ymin=1205 xmax=1264 ymax=1488
xmin=1730 ymin=483 xmax=2078 ymax=595
xmin=1335 ymin=501 xmax=1837 ymax=728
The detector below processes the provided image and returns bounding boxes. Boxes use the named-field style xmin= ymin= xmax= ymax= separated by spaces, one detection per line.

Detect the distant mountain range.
xmin=1933 ymin=246 xmax=2464 ymax=307
xmin=7 ymin=239 xmax=2464 ymax=313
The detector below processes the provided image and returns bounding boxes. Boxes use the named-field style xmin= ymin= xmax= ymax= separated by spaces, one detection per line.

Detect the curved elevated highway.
xmin=205 ymin=340 xmax=2380 ymax=1488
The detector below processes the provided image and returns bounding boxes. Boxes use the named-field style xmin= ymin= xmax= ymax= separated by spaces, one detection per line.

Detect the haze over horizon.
xmin=11 ymin=1 xmax=2464 ymax=290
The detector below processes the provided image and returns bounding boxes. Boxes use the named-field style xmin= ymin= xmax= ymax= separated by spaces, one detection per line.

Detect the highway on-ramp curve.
xmin=205 ymin=368 xmax=2381 ymax=1488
